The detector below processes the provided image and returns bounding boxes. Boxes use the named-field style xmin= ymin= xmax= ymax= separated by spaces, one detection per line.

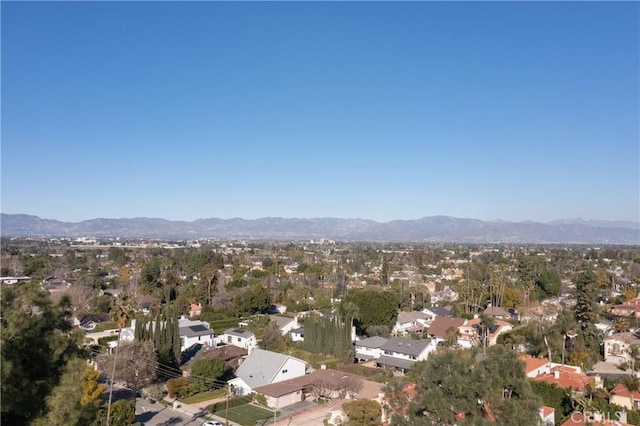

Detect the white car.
xmin=203 ymin=421 xmax=223 ymax=426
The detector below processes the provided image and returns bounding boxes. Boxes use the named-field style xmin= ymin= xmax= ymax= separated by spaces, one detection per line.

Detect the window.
xmin=237 ymin=337 xmax=241 ymax=342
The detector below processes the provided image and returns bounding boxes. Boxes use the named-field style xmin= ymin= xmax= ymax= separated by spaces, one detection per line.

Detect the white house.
xmin=219 ymin=328 xmax=257 ymax=353
xmin=117 ymin=317 xmax=215 ymax=353
xmin=375 ymin=337 xmax=436 ymax=374
xmin=355 ymin=336 xmax=388 ymax=362
xmin=603 ymin=333 xmax=640 ymax=365
xmin=178 ymin=317 xmax=216 ymax=352
xmin=229 ymin=348 xmax=307 ymax=396
xmin=392 ymin=311 xmax=431 ymax=335
xmin=269 ymin=315 xmax=299 ymax=336
xmin=290 ymin=326 xmax=305 ymax=342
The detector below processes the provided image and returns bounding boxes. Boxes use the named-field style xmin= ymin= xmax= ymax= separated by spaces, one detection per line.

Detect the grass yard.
xmin=181 ymin=388 xmax=227 ymax=404
xmin=214 ymin=403 xmax=277 ymax=426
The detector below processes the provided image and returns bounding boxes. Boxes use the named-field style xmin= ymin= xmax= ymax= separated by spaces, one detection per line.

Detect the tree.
xmin=574 ymin=270 xmax=600 ymax=362
xmin=189 ymin=358 xmax=228 ymax=393
xmin=394 ymin=346 xmax=541 ymax=426
xmin=81 ymin=365 xmax=107 ymax=408
xmin=343 ymin=399 xmax=381 ymax=426
xmin=234 ymin=284 xmax=271 ymax=315
xmin=109 ymin=400 xmax=135 ymax=426
xmin=536 ymin=269 xmax=561 ymax=297
xmin=1 ymin=282 xmax=82 ymax=424
xmin=100 ymin=340 xmax=158 ymax=389
xmin=343 ymin=289 xmax=398 ymax=336
xmin=33 ymin=358 xmax=101 ymax=426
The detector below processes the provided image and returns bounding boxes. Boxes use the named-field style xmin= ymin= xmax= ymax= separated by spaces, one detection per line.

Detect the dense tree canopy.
xmin=343 ymin=289 xmax=398 ymax=335
xmin=1 ymin=283 xmax=83 ymax=424
xmin=391 ymin=346 xmax=541 ymax=426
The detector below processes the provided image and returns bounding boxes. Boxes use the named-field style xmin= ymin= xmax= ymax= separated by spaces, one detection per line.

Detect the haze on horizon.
xmin=1 ymin=2 xmax=638 ymax=224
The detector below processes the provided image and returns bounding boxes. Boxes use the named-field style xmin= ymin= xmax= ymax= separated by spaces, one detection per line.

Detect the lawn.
xmin=214 ymin=403 xmax=277 ymax=426
xmin=181 ymin=388 xmax=227 ymax=404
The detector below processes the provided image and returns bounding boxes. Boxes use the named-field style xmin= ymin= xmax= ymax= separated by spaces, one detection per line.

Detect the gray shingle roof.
xmin=355 ymin=336 xmax=388 ymax=349
xmin=380 ymin=337 xmax=429 ymax=357
xmin=224 ymin=328 xmax=255 ymax=338
xmin=234 ymin=349 xmax=306 ymax=389
xmin=376 ymin=355 xmax=415 ymax=371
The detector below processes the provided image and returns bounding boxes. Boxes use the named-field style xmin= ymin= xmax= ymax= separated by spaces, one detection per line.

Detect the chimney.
xmin=553 ymin=369 xmax=560 ymax=380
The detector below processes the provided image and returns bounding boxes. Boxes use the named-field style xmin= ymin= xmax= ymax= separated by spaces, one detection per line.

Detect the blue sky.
xmin=2 ymin=2 xmax=638 ymax=224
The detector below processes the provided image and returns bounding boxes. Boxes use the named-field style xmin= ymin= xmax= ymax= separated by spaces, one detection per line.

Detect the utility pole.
xmin=106 ymin=330 xmax=122 ymax=426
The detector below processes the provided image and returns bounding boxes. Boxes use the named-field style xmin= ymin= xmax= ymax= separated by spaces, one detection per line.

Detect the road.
xmin=135 ymin=398 xmax=234 ymax=426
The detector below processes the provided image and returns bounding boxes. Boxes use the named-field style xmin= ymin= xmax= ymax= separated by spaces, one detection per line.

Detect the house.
xmin=610 ymin=298 xmax=640 ymax=318
xmin=219 ymin=328 xmax=257 ymax=353
xmin=189 ymin=303 xmax=202 ymax=318
xmin=290 ymin=327 xmax=304 ymax=342
xmin=269 ymin=315 xmax=299 ymax=336
xmin=596 ymin=319 xmax=614 ymax=337
xmin=520 ymin=354 xmax=551 ymax=378
xmin=533 ymin=367 xmax=600 ymax=393
xmin=188 ymin=345 xmax=247 ymax=372
xmin=179 ymin=317 xmax=216 ymax=352
xmin=75 ymin=313 xmax=111 ymax=331
xmin=392 ymin=311 xmax=431 ymax=335
xmin=375 ymin=337 xmax=436 ymax=374
xmin=483 ymin=305 xmax=510 ymax=319
xmin=421 ymin=306 xmax=453 ymax=320
xmin=609 ymin=383 xmax=640 ymax=410
xmin=355 ymin=336 xmax=388 ymax=362
xmin=426 ymin=316 xmax=466 ymax=345
xmin=540 ymin=406 xmax=555 ymax=425
xmin=464 ymin=317 xmax=513 ymax=346
xmin=252 ymin=368 xmax=382 ymax=409
xmin=118 ymin=317 xmax=215 ymax=353
xmin=561 ymin=411 xmax=632 ymax=426
xmin=136 ymin=294 xmax=158 ymax=314
xmin=229 ymin=348 xmax=306 ymax=396
xmin=603 ymin=333 xmax=640 ymax=365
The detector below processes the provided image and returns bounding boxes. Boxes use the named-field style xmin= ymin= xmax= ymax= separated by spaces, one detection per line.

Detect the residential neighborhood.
xmin=3 ymin=237 xmax=640 ymax=425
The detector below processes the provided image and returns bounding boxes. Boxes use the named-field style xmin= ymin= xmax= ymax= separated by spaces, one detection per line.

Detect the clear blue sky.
xmin=2 ymin=2 xmax=638 ymax=224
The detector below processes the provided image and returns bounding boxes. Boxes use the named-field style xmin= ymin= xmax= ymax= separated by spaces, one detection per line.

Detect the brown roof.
xmin=254 ymin=368 xmax=367 ymax=398
xmin=427 ymin=316 xmax=466 ymax=339
xmin=200 ymin=345 xmax=248 ymax=361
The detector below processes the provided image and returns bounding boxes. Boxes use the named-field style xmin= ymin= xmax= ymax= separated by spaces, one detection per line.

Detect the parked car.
xmin=203 ymin=421 xmax=223 ymax=426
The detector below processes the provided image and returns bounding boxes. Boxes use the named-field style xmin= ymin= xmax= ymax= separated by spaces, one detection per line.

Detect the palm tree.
xmin=622 ymin=375 xmax=640 ymax=410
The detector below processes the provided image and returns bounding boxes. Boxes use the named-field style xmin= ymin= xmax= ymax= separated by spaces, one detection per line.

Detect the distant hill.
xmin=1 ymin=213 xmax=639 ymax=244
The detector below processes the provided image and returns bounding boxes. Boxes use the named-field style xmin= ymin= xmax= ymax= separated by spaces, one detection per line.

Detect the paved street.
xmin=135 ymin=398 xmax=235 ymax=426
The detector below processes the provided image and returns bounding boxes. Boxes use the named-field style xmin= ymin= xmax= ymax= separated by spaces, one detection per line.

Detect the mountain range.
xmin=1 ymin=214 xmax=639 ymax=244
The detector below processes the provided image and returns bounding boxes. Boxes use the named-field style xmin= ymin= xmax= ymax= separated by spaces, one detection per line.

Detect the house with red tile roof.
xmin=609 ymin=382 xmax=640 ymax=410
xmin=540 ymin=406 xmax=555 ymax=425
xmin=520 ymin=354 xmax=551 ymax=378
xmin=189 ymin=303 xmax=202 ymax=318
xmin=533 ymin=366 xmax=600 ymax=393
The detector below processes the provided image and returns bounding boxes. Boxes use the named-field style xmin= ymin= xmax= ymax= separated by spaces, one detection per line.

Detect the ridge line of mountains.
xmin=1 ymin=213 xmax=639 ymax=244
